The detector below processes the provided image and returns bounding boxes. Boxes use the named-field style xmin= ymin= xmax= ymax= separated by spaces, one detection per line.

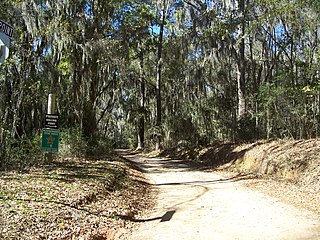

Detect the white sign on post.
xmin=0 ymin=20 xmax=14 ymax=64
xmin=0 ymin=38 xmax=9 ymax=63
xmin=0 ymin=20 xmax=14 ymax=38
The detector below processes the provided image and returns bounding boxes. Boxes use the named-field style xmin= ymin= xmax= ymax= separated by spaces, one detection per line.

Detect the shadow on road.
xmin=116 ymin=149 xmax=256 ymax=183
xmin=115 ymin=149 xmax=259 ymax=225
xmin=153 ymin=174 xmax=255 ymax=186
xmin=116 ymin=210 xmax=176 ymax=223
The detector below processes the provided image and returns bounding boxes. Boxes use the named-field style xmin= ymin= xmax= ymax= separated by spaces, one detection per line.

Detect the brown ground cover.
xmin=0 ymin=154 xmax=155 ymax=240
xmin=2 ymin=139 xmax=319 ymax=239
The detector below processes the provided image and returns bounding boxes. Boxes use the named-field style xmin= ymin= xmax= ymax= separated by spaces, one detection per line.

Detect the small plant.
xmin=0 ymin=135 xmax=43 ymax=171
xmin=59 ymin=128 xmax=88 ymax=158
xmin=59 ymin=128 xmax=112 ymax=158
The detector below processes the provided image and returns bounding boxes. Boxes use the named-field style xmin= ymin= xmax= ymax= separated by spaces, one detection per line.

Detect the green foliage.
xmin=60 ymin=128 xmax=113 ymax=158
xmin=236 ymin=114 xmax=256 ymax=142
xmin=2 ymin=0 xmax=320 ymax=162
xmin=85 ymin=137 xmax=113 ymax=158
xmin=59 ymin=128 xmax=88 ymax=158
xmin=256 ymin=81 xmax=320 ymax=139
xmin=0 ymin=135 xmax=42 ymax=171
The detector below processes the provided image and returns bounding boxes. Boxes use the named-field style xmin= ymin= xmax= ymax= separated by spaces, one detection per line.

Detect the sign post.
xmin=45 ymin=114 xmax=59 ymax=129
xmin=41 ymin=128 xmax=60 ymax=152
xmin=42 ymin=94 xmax=59 ymax=161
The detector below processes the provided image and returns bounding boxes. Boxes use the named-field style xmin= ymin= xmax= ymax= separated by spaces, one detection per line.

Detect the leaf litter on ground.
xmin=0 ymin=154 xmax=154 ymax=240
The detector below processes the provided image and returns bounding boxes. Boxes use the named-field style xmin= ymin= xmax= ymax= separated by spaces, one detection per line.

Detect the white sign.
xmin=0 ymin=20 xmax=13 ymax=64
xmin=0 ymin=39 xmax=9 ymax=63
xmin=0 ymin=32 xmax=10 ymax=47
xmin=0 ymin=20 xmax=14 ymax=38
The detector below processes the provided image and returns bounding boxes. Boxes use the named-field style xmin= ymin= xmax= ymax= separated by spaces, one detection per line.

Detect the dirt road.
xmin=120 ymin=151 xmax=320 ymax=240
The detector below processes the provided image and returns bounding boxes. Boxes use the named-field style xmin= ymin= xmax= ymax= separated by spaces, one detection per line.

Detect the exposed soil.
xmin=118 ymin=150 xmax=320 ymax=240
xmin=2 ymin=139 xmax=319 ymax=239
xmin=243 ymin=178 xmax=320 ymax=215
xmin=157 ymin=139 xmax=320 ymax=216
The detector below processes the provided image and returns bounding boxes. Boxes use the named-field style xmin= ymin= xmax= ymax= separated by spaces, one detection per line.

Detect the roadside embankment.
xmin=157 ymin=139 xmax=320 ymax=214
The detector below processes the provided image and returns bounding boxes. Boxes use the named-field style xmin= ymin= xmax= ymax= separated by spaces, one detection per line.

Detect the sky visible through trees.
xmin=1 ymin=0 xmax=320 ymax=168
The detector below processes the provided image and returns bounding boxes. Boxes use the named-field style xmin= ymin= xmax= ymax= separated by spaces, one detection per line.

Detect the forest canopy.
xmin=1 ymin=0 xmax=320 ymax=169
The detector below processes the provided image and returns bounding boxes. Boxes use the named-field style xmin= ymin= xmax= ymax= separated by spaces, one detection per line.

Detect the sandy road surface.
xmin=119 ymin=151 xmax=320 ymax=240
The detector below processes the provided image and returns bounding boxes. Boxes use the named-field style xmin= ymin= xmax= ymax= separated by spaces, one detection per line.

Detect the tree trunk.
xmin=237 ymin=0 xmax=246 ymax=121
xmin=82 ymin=63 xmax=99 ymax=141
xmin=137 ymin=47 xmax=145 ymax=150
xmin=155 ymin=9 xmax=165 ymax=150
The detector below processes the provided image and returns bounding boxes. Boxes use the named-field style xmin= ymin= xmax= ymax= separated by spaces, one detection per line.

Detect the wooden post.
xmin=47 ymin=94 xmax=57 ymax=115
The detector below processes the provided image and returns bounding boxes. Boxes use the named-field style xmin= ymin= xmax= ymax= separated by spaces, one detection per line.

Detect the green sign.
xmin=41 ymin=128 xmax=60 ymax=152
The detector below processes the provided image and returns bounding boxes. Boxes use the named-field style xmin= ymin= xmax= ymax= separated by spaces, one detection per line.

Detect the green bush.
xmin=0 ymin=128 xmax=112 ymax=171
xmin=59 ymin=128 xmax=88 ymax=158
xmin=59 ymin=128 xmax=112 ymax=158
xmin=0 ymin=135 xmax=43 ymax=171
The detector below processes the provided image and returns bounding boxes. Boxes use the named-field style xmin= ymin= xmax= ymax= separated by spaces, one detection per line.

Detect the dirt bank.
xmin=119 ymin=150 xmax=320 ymax=240
xmin=157 ymin=139 xmax=320 ymax=215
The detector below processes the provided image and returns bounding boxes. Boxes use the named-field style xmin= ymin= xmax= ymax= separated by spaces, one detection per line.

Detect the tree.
xmin=155 ymin=6 xmax=165 ymax=150
xmin=3 ymin=0 xmax=320 ymax=170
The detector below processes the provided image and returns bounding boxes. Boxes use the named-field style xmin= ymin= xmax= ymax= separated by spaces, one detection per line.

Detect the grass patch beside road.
xmin=0 ymin=154 xmax=152 ymax=240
